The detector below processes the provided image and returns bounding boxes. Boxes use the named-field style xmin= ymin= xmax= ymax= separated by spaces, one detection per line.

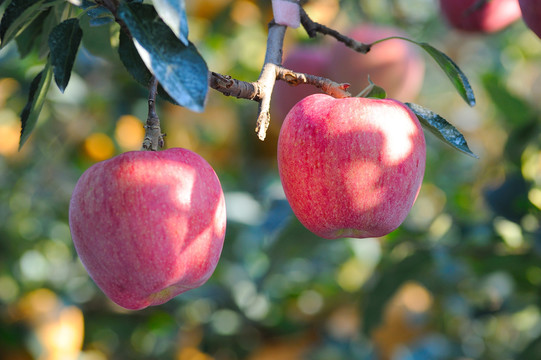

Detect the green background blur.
xmin=1 ymin=0 xmax=541 ymax=359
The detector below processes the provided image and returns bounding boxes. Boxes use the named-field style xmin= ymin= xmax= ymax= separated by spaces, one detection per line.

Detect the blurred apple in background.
xmin=278 ymin=94 xmax=426 ymax=240
xmin=69 ymin=148 xmax=226 ymax=310
xmin=519 ymin=0 xmax=541 ymax=39
xmin=328 ymin=24 xmax=425 ymax=101
xmin=439 ymin=0 xmax=521 ymax=33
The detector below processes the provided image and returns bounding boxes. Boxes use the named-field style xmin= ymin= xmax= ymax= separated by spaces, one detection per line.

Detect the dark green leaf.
xmin=371 ymin=37 xmax=476 ymax=106
xmin=14 ymin=7 xmax=51 ymax=58
xmin=19 ymin=60 xmax=53 ymax=149
xmin=117 ymin=3 xmax=208 ymax=112
xmin=80 ymin=0 xmax=96 ymax=9
xmin=87 ymin=6 xmax=114 ymax=27
xmin=406 ymin=102 xmax=478 ymax=158
xmin=49 ymin=18 xmax=83 ymax=93
xmin=118 ymin=30 xmax=178 ymax=104
xmin=80 ymin=16 xmax=116 ymax=60
xmin=362 ymin=251 xmax=433 ymax=336
xmin=37 ymin=2 xmax=65 ymax=58
xmin=152 ymin=0 xmax=188 ymax=45
xmin=418 ymin=42 xmax=476 ymax=106
xmin=0 ymin=0 xmax=61 ymax=48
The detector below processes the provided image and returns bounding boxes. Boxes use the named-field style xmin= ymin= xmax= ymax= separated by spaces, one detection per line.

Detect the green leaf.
xmin=0 ymin=0 xmax=62 ymax=48
xmin=406 ymin=102 xmax=478 ymax=158
xmin=418 ymin=42 xmax=476 ymax=106
xmin=362 ymin=251 xmax=433 ymax=336
xmin=371 ymin=37 xmax=476 ymax=107
xmin=49 ymin=18 xmax=83 ymax=92
xmin=80 ymin=15 xmax=116 ymax=61
xmin=19 ymin=60 xmax=53 ymax=150
xmin=357 ymin=76 xmax=386 ymax=99
xmin=117 ymin=3 xmax=208 ymax=112
xmin=118 ymin=30 xmax=178 ymax=105
xmin=14 ymin=7 xmax=51 ymax=58
xmin=151 ymin=0 xmax=189 ymax=45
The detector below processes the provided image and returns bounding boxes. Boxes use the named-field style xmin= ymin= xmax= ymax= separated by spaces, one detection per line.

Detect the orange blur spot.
xmin=83 ymin=133 xmax=115 ymax=161
xmin=115 ymin=115 xmax=144 ymax=151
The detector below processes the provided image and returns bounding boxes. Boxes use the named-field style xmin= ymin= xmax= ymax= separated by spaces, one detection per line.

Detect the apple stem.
xmin=299 ymin=8 xmax=371 ymax=55
xmin=142 ymin=76 xmax=165 ymax=151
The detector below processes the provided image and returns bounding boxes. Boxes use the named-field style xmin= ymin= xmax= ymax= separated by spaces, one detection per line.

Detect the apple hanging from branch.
xmin=277 ymin=94 xmax=426 ymax=239
xmin=69 ymin=148 xmax=226 ymax=310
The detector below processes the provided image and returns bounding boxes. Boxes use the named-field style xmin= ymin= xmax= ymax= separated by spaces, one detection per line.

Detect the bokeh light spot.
xmin=83 ymin=133 xmax=115 ymax=162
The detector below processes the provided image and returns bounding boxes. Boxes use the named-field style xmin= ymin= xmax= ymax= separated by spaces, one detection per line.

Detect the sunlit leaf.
xmin=118 ymin=30 xmax=178 ymax=104
xmin=406 ymin=102 xmax=478 ymax=158
xmin=49 ymin=18 xmax=83 ymax=93
xmin=117 ymin=3 xmax=208 ymax=112
xmin=151 ymin=0 xmax=189 ymax=45
xmin=19 ymin=60 xmax=53 ymax=149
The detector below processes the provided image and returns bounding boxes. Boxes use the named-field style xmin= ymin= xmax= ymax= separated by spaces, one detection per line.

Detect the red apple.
xmin=69 ymin=148 xmax=226 ymax=310
xmin=277 ymin=94 xmax=426 ymax=239
xmin=439 ymin=0 xmax=521 ymax=33
xmin=519 ymin=0 xmax=541 ymax=39
xmin=328 ymin=24 xmax=425 ymax=101
xmin=272 ymin=45 xmax=331 ymax=121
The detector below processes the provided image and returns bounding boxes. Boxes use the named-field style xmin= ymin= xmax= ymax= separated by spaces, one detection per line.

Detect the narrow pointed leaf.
xmin=49 ymin=18 xmax=83 ymax=92
xmin=371 ymin=37 xmax=476 ymax=106
xmin=151 ymin=0 xmax=189 ymax=45
xmin=19 ymin=61 xmax=53 ymax=149
xmin=117 ymin=3 xmax=208 ymax=112
xmin=417 ymin=42 xmax=476 ymax=106
xmin=406 ymin=102 xmax=478 ymax=158
xmin=0 ymin=0 xmax=62 ymax=48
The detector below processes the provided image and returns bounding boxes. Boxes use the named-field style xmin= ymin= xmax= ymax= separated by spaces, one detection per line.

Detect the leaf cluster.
xmin=0 ymin=0 xmax=207 ymax=149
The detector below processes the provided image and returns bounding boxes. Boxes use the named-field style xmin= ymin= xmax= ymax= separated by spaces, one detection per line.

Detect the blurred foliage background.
xmin=1 ymin=0 xmax=541 ymax=359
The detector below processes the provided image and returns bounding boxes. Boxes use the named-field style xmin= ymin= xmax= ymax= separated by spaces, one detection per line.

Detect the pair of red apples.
xmin=69 ymin=93 xmax=425 ymax=310
xmin=70 ymin=0 xmax=541 ymax=310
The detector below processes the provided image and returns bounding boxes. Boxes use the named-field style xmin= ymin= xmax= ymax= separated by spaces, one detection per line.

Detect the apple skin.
xmin=277 ymin=94 xmax=426 ymax=239
xmin=439 ymin=0 xmax=521 ymax=33
xmin=69 ymin=148 xmax=226 ymax=310
xmin=272 ymin=46 xmax=331 ymax=121
xmin=519 ymin=0 xmax=541 ymax=39
xmin=328 ymin=24 xmax=425 ymax=101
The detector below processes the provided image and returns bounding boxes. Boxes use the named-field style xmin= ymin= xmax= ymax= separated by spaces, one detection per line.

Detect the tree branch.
xmin=141 ymin=76 xmax=164 ymax=151
xmin=299 ymin=7 xmax=371 ymax=54
xmin=208 ymin=14 xmax=355 ymax=140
